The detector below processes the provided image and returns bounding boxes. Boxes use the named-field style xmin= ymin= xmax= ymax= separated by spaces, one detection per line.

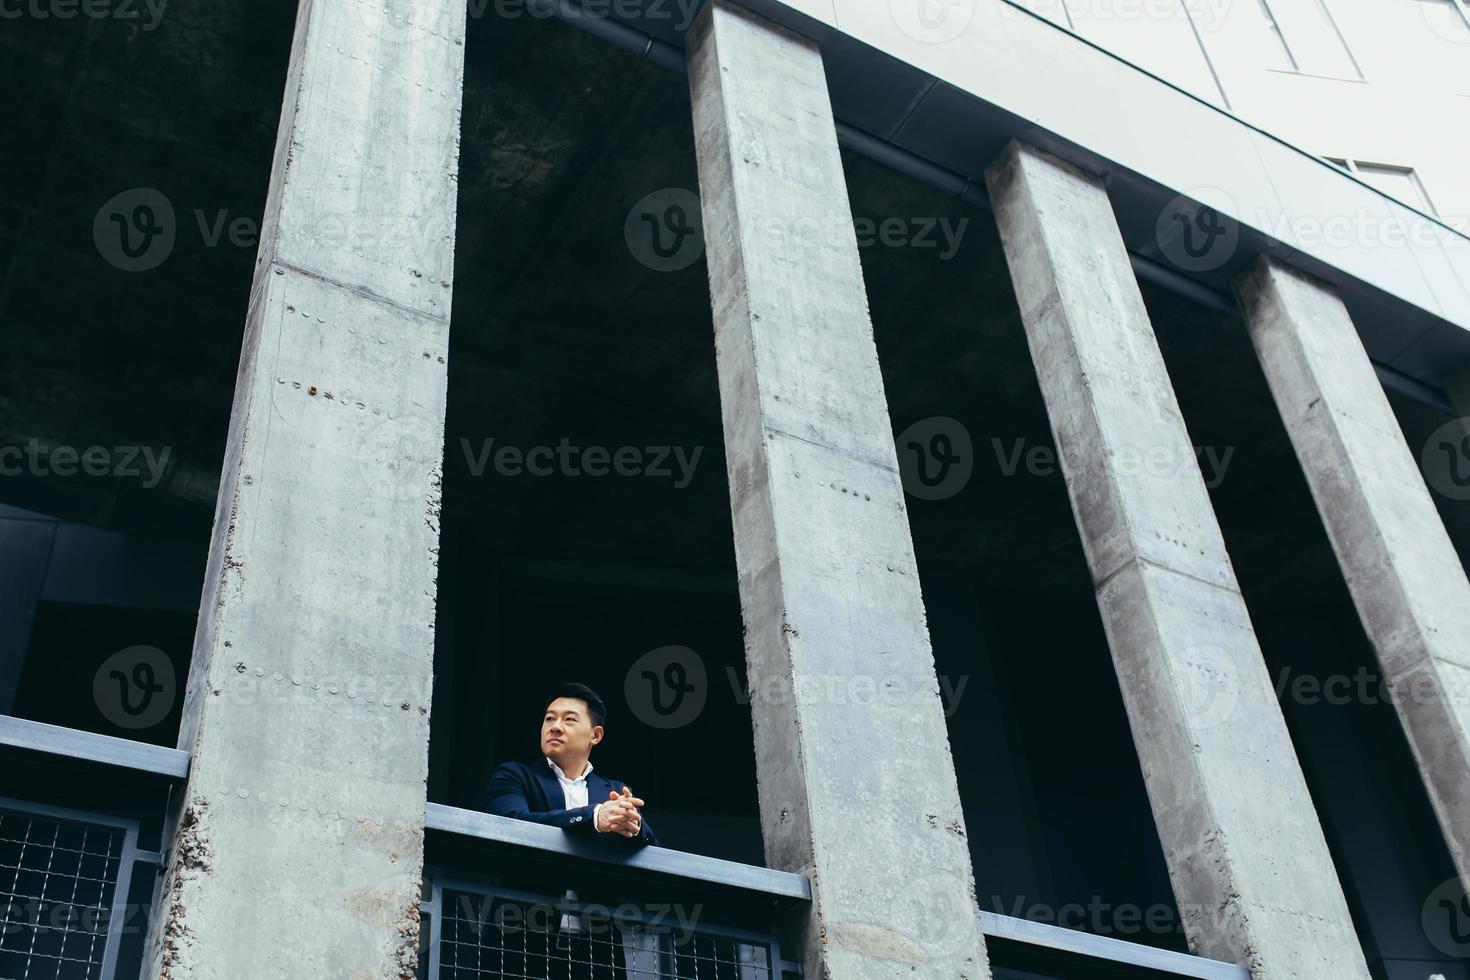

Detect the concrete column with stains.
xmin=143 ymin=0 xmax=465 ymax=976
xmin=1235 ymin=256 xmax=1470 ymax=895
xmin=985 ymin=142 xmax=1371 ymax=978
xmin=687 ymin=4 xmax=992 ymax=977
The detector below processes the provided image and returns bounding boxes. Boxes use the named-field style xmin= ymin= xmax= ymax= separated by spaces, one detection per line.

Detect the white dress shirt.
xmin=546 ymin=757 xmax=606 ymax=831
xmin=546 ymin=757 xmax=603 ymax=932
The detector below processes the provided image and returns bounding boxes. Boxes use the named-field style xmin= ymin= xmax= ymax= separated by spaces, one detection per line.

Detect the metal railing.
xmin=424 ymin=804 xmax=1249 ymax=980
xmin=421 ymin=878 xmax=785 ymax=980
xmin=0 ymin=798 xmax=160 ymax=980
xmin=0 ymin=719 xmax=1252 ymax=980
xmin=0 ymin=716 xmax=189 ymax=781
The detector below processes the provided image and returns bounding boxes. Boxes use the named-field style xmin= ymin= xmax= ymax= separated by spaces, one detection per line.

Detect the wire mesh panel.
xmin=437 ymin=891 xmax=773 ymax=980
xmin=0 ymin=807 xmax=125 ymax=980
xmin=661 ymin=931 xmax=770 ymax=980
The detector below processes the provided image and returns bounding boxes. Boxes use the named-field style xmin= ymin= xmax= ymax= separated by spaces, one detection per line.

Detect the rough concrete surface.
xmin=986 ymin=141 xmax=1372 ymax=979
xmin=688 ymin=3 xmax=993 ymax=977
xmin=1236 ymin=256 xmax=1470 ymax=896
xmin=142 ymin=0 xmax=465 ymax=975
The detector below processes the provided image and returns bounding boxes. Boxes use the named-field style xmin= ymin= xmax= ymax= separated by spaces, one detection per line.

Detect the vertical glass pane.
xmin=1258 ymin=0 xmax=1299 ymax=69
xmin=1269 ymin=0 xmax=1363 ymax=78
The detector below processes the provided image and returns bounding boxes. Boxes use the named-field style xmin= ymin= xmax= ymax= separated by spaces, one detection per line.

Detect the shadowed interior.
xmin=1 ymin=4 xmax=1468 ymax=971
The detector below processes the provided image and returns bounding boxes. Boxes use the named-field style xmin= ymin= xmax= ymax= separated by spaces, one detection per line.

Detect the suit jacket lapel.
xmin=531 ymin=762 xmax=561 ymax=810
xmin=588 ymin=772 xmax=612 ymax=806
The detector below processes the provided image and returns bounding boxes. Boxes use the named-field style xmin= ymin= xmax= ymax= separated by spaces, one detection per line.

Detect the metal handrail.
xmin=425 ymin=802 xmax=811 ymax=903
xmin=0 ymin=714 xmax=190 ymax=779
xmin=983 ymin=911 xmax=1249 ymax=980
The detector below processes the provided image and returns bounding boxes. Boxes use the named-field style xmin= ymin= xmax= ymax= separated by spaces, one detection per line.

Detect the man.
xmin=481 ymin=684 xmax=661 ymax=980
xmin=484 ymin=682 xmax=658 ymax=845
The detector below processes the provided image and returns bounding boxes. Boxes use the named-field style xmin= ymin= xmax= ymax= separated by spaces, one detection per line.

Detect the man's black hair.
xmin=546 ymin=681 xmax=607 ymax=729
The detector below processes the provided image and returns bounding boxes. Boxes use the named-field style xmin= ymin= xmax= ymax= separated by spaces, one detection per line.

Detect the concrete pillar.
xmin=1235 ymin=256 xmax=1470 ymax=895
xmin=144 ymin=0 xmax=465 ymax=975
xmin=687 ymin=4 xmax=992 ymax=977
xmin=984 ymin=142 xmax=1371 ymax=978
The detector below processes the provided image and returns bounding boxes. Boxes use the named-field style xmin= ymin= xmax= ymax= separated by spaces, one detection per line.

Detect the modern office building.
xmin=2 ymin=0 xmax=1469 ymax=978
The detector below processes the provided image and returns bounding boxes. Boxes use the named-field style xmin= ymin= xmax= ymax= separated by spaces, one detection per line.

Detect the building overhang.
xmin=570 ymin=0 xmax=1470 ymax=398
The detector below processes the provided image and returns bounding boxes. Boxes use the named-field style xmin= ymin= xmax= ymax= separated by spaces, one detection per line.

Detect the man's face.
xmin=541 ymin=696 xmax=602 ymax=767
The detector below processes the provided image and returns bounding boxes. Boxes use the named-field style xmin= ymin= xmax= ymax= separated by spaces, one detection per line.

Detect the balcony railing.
xmin=0 ymin=798 xmax=161 ymax=980
xmin=425 ymin=804 xmax=1249 ymax=980
xmin=422 ymin=879 xmax=785 ymax=980
xmin=422 ymin=804 xmax=808 ymax=980
xmin=0 ymin=716 xmax=1251 ymax=980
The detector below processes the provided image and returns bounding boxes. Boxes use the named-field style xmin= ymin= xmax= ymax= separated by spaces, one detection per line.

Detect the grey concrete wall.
xmin=985 ymin=141 xmax=1371 ymax=979
xmin=687 ymin=3 xmax=992 ymax=976
xmin=1235 ymin=256 xmax=1470 ymax=896
xmin=143 ymin=0 xmax=465 ymax=975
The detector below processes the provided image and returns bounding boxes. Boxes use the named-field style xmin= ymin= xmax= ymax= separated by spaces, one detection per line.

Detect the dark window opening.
xmin=428 ymin=9 xmax=759 ymax=865
xmin=851 ymin=147 xmax=1185 ymax=951
xmin=12 ymin=602 xmax=194 ymax=748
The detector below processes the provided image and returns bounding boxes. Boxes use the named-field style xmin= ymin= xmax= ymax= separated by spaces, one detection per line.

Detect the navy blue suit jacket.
xmin=484 ymin=760 xmax=659 ymax=846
